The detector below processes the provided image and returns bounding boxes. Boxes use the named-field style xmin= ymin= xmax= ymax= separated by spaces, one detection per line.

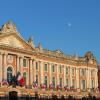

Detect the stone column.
xmin=63 ymin=66 xmax=66 ymax=86
xmin=17 ymin=55 xmax=20 ymax=73
xmin=26 ymin=59 xmax=29 ymax=85
xmin=89 ymin=68 xmax=91 ymax=89
xmin=20 ymin=56 xmax=23 ymax=76
xmin=86 ymin=68 xmax=90 ymax=90
xmin=40 ymin=61 xmax=44 ymax=84
xmin=49 ymin=63 xmax=52 ymax=84
xmin=0 ymin=52 xmax=3 ymax=82
xmin=29 ymin=59 xmax=33 ymax=85
xmin=70 ymin=67 xmax=72 ymax=87
xmin=95 ymin=69 xmax=98 ymax=88
xmin=76 ymin=67 xmax=79 ymax=90
xmin=56 ymin=64 xmax=59 ymax=85
xmin=4 ymin=53 xmax=7 ymax=80
xmin=33 ymin=60 xmax=36 ymax=82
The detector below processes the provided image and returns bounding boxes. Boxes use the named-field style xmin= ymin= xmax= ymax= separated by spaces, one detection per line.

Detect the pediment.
xmin=0 ymin=33 xmax=33 ymax=51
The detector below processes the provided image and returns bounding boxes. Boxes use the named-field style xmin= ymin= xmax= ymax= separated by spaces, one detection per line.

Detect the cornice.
xmin=0 ymin=45 xmax=33 ymax=55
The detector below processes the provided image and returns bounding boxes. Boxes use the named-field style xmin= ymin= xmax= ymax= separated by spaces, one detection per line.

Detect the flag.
xmin=16 ymin=72 xmax=25 ymax=86
xmin=2 ymin=79 xmax=8 ymax=86
xmin=40 ymin=83 xmax=46 ymax=89
xmin=64 ymin=85 xmax=69 ymax=91
xmin=56 ymin=84 xmax=61 ymax=90
xmin=33 ymin=81 xmax=38 ymax=88
xmin=19 ymin=77 xmax=25 ymax=86
xmin=49 ymin=83 xmax=54 ymax=89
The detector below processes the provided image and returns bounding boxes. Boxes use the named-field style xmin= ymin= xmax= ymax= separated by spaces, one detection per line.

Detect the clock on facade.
xmin=7 ymin=55 xmax=13 ymax=63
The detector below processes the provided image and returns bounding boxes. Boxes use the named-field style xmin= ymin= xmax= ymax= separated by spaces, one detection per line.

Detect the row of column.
xmin=16 ymin=56 xmax=33 ymax=85
xmin=34 ymin=61 xmax=98 ymax=89
xmin=0 ymin=52 xmax=33 ymax=86
xmin=0 ymin=52 xmax=98 ymax=89
xmin=0 ymin=52 xmax=7 ymax=81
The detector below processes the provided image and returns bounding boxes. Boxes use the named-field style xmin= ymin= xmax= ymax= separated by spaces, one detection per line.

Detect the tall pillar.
xmin=20 ymin=56 xmax=23 ymax=76
xmin=86 ymin=68 xmax=90 ymax=89
xmin=70 ymin=67 xmax=72 ymax=87
xmin=95 ymin=69 xmax=98 ymax=88
xmin=49 ymin=63 xmax=52 ymax=84
xmin=33 ymin=60 xmax=36 ymax=82
xmin=0 ymin=52 xmax=3 ymax=82
xmin=29 ymin=59 xmax=33 ymax=85
xmin=40 ymin=61 xmax=44 ymax=84
xmin=63 ymin=66 xmax=66 ymax=86
xmin=76 ymin=67 xmax=79 ymax=90
xmin=4 ymin=53 xmax=7 ymax=80
xmin=56 ymin=64 xmax=59 ymax=85
xmin=89 ymin=68 xmax=91 ymax=89
xmin=26 ymin=59 xmax=29 ymax=85
xmin=17 ymin=55 xmax=20 ymax=73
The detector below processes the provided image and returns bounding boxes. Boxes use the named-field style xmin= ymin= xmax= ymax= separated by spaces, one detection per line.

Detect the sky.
xmin=0 ymin=0 xmax=100 ymax=62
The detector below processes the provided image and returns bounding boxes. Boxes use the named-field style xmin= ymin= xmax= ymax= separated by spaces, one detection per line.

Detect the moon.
xmin=67 ymin=22 xmax=71 ymax=27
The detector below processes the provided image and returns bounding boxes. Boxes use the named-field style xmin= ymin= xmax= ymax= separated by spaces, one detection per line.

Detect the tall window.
xmin=52 ymin=77 xmax=55 ymax=88
xmin=91 ymin=80 xmax=94 ymax=89
xmin=72 ymin=79 xmax=75 ymax=88
xmin=44 ymin=76 xmax=48 ymax=87
xmin=59 ymin=78 xmax=62 ymax=88
xmin=36 ymin=62 xmax=38 ymax=70
xmin=7 ymin=67 xmax=12 ymax=82
xmin=36 ymin=74 xmax=38 ymax=84
xmin=59 ymin=65 xmax=62 ymax=73
xmin=52 ymin=65 xmax=55 ymax=72
xmin=44 ymin=64 xmax=48 ymax=72
xmin=81 ymin=80 xmax=86 ymax=90
xmin=91 ymin=70 xmax=94 ymax=77
xmin=66 ymin=67 xmax=68 ymax=75
xmin=23 ymin=72 xmax=27 ymax=84
xmin=81 ymin=69 xmax=86 ymax=76
xmin=23 ymin=59 xmax=27 ymax=67
xmin=66 ymin=78 xmax=69 ymax=86
xmin=72 ymin=68 xmax=75 ymax=76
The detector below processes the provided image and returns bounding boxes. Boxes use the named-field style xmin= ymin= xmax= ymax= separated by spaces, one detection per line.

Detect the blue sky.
xmin=0 ymin=0 xmax=100 ymax=62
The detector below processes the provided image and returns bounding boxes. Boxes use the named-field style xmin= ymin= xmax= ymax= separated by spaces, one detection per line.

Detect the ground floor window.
xmin=44 ymin=76 xmax=48 ymax=87
xmin=7 ymin=67 xmax=13 ymax=82
xmin=81 ymin=80 xmax=86 ymax=91
xmin=66 ymin=78 xmax=69 ymax=86
xmin=59 ymin=78 xmax=62 ymax=88
xmin=52 ymin=77 xmax=55 ymax=88
xmin=91 ymin=80 xmax=94 ymax=89
xmin=23 ymin=72 xmax=27 ymax=84
xmin=36 ymin=74 xmax=38 ymax=84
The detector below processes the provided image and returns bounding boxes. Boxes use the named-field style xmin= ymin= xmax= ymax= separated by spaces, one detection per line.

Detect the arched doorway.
xmin=9 ymin=91 xmax=17 ymax=100
xmin=7 ymin=67 xmax=13 ymax=83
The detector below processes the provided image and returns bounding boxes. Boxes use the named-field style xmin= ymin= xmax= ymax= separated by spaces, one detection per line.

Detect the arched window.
xmin=7 ymin=67 xmax=12 ymax=82
xmin=23 ymin=72 xmax=27 ymax=84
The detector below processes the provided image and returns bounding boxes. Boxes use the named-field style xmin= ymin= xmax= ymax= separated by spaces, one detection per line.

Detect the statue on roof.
xmin=28 ymin=36 xmax=35 ymax=48
xmin=38 ymin=43 xmax=43 ymax=52
xmin=0 ymin=21 xmax=18 ymax=33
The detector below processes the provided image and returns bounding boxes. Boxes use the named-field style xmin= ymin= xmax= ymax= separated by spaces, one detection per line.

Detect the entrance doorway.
xmin=9 ymin=91 xmax=17 ymax=100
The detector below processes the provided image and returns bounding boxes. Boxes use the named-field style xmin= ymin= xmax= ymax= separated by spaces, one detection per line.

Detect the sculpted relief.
xmin=0 ymin=35 xmax=24 ymax=49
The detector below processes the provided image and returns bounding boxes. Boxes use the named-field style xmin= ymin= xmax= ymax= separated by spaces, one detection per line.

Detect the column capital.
xmin=3 ymin=52 xmax=8 ymax=55
xmin=19 ymin=55 xmax=24 ymax=58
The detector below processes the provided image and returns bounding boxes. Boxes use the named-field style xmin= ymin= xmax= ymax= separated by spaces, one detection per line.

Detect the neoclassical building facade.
xmin=0 ymin=21 xmax=99 ymax=94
